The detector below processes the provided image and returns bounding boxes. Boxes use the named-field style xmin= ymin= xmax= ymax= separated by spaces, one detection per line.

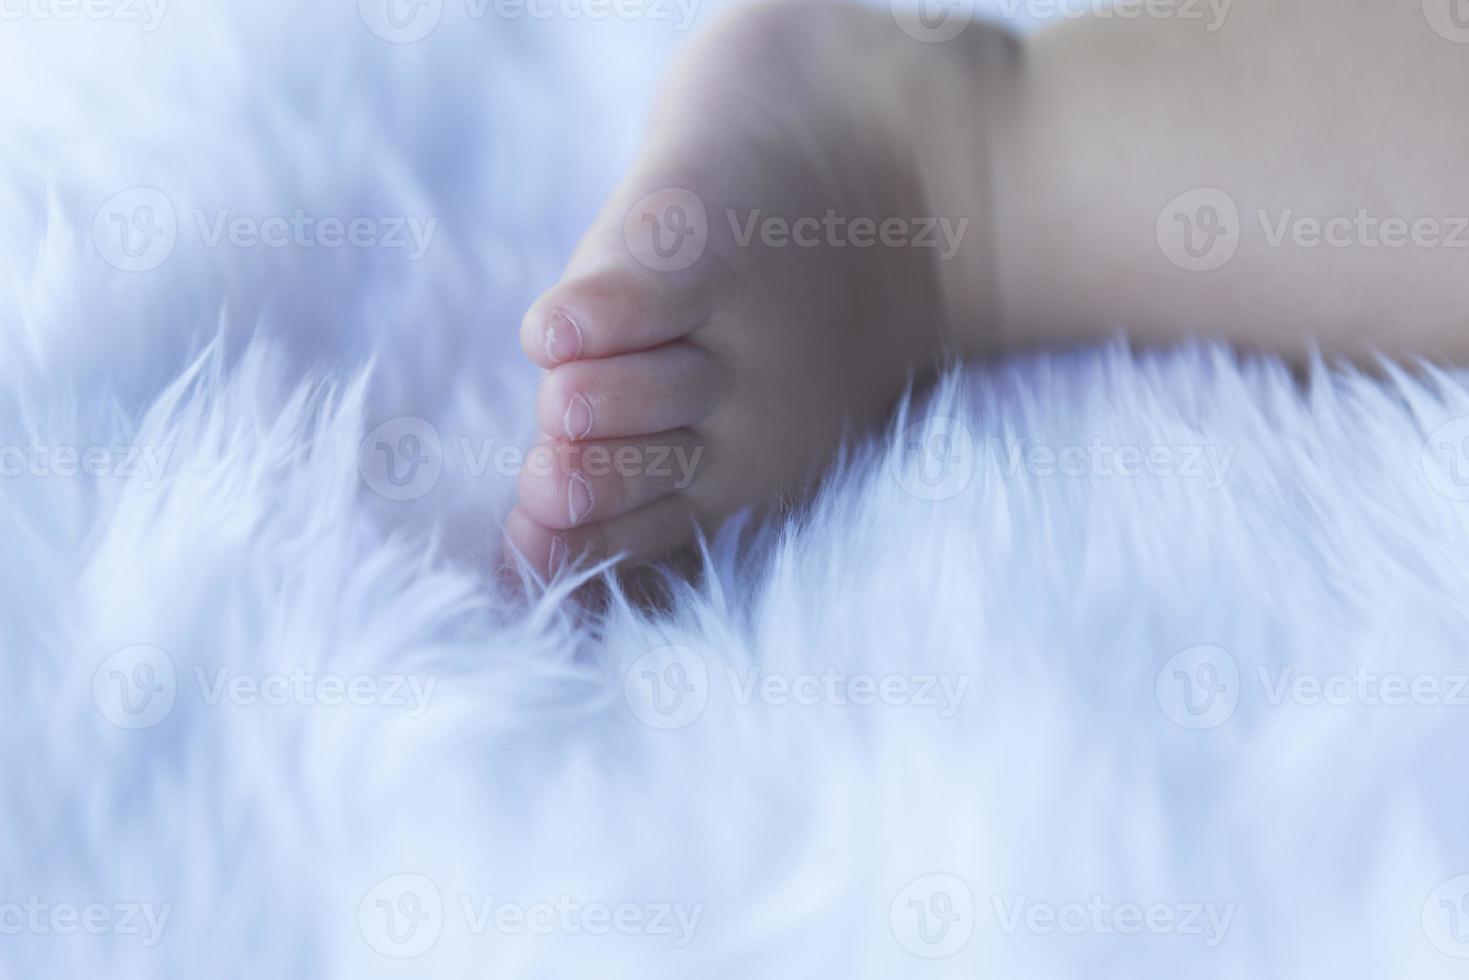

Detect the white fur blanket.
xmin=4 ymin=2 xmax=1469 ymax=977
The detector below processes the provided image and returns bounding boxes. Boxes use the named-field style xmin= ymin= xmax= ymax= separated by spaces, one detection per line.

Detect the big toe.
xmin=519 ymin=257 xmax=716 ymax=369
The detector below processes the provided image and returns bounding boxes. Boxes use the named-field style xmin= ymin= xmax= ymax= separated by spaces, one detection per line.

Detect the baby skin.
xmin=505 ymin=0 xmax=1469 ymax=575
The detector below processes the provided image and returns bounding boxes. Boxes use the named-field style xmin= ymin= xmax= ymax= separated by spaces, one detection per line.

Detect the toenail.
xmin=567 ymin=472 xmax=594 ymax=524
xmin=544 ymin=311 xmax=582 ymax=364
xmin=563 ymin=393 xmax=594 ymax=440
xmin=547 ymin=535 xmax=569 ymax=573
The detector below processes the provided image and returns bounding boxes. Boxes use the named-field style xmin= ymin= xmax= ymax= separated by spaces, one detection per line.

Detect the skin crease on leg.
xmin=503 ymin=0 xmax=1469 ymax=581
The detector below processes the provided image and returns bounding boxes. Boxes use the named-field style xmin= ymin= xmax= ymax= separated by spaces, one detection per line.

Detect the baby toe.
xmin=504 ymin=494 xmax=704 ymax=579
xmin=519 ymin=264 xmax=713 ymax=369
xmin=536 ymin=342 xmax=723 ymax=442
xmin=515 ymin=430 xmax=708 ymax=531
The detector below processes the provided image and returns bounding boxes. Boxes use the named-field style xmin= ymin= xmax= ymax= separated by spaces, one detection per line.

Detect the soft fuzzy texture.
xmin=5 ymin=2 xmax=1469 ymax=977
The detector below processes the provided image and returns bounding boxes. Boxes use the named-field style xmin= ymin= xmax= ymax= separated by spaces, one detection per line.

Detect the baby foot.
xmin=505 ymin=1 xmax=998 ymax=575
